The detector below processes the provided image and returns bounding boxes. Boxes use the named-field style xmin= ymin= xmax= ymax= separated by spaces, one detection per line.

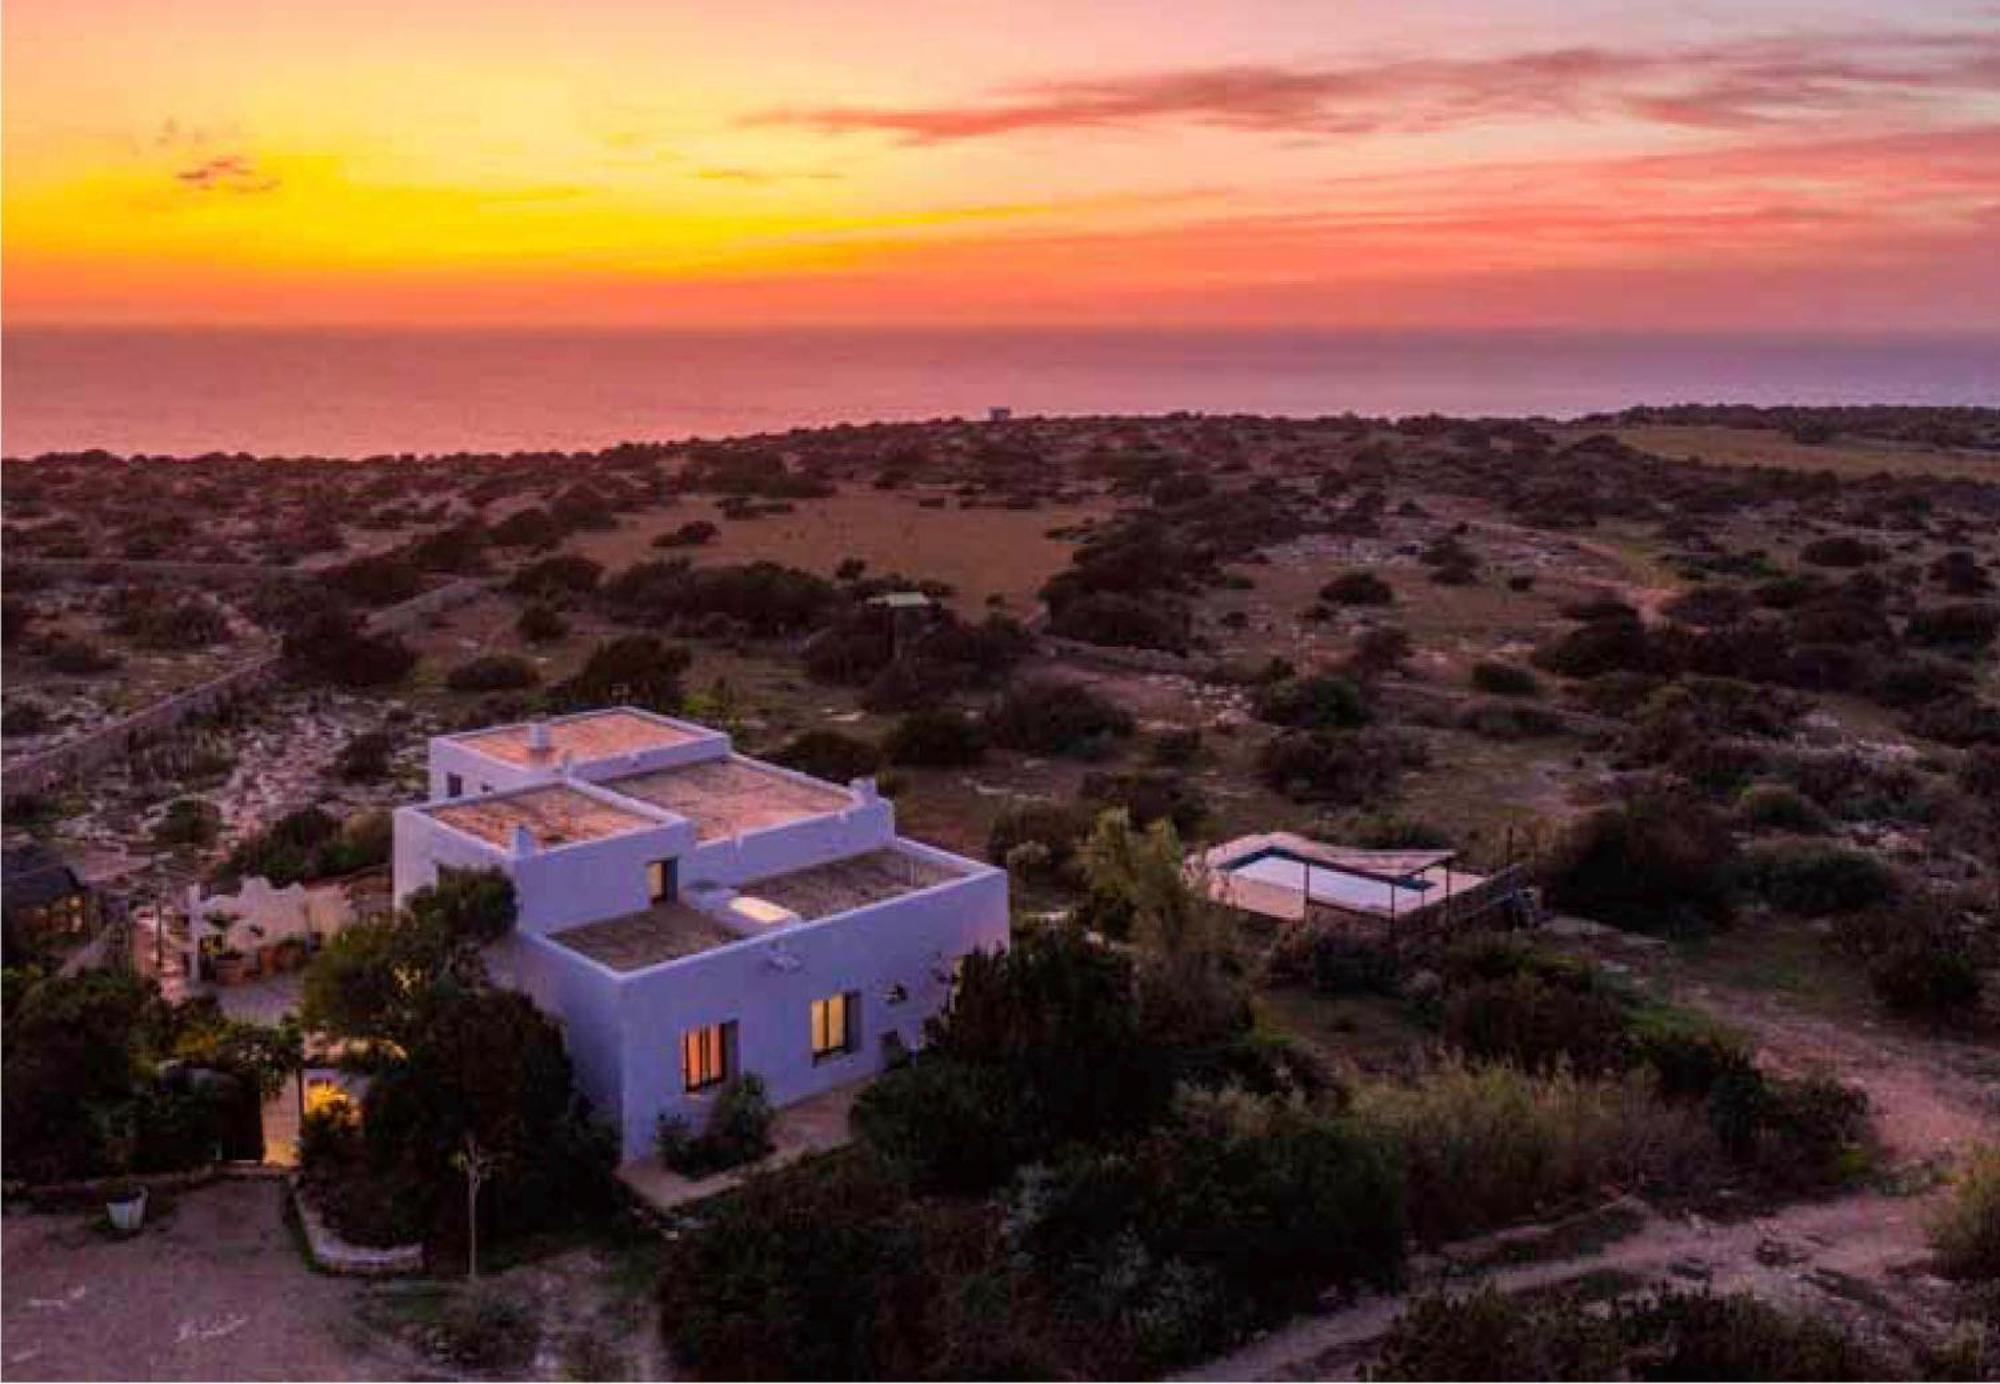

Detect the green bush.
xmin=1738 ymin=842 xmax=1900 ymax=916
xmin=656 ymin=1074 xmax=774 ymax=1177
xmin=769 ymin=729 xmax=881 ymax=783
xmin=155 ymin=797 xmax=222 ymax=848
xmin=1256 ymin=727 xmax=1419 ymax=804
xmin=986 ymin=802 xmax=1092 ymax=883
xmin=1251 ymin=674 xmax=1371 ymax=730
xmin=1353 ymin=1060 xmax=1719 ymax=1244
xmin=1538 ymin=792 xmax=1736 ymax=933
xmin=1373 ymin=1286 xmax=1882 ymax=1381
xmin=986 ymin=679 xmax=1134 ymax=756
xmin=1440 ymin=973 xmax=1634 ymax=1076
xmin=515 ymin=602 xmax=569 ymax=643
xmin=444 ymin=654 xmax=541 ymax=692
xmin=883 ymin=708 xmax=984 ymax=767
xmin=1735 ymin=782 xmax=1831 ymax=834
xmin=1704 ymin=1067 xmax=1870 ymax=1190
xmin=1930 ymin=1145 xmax=2000 ymax=1282
xmin=1372 ymin=1285 xmax=1620 ymax=1380
xmin=1319 ymin=571 xmax=1395 ymax=605
xmin=1470 ymin=660 xmax=1540 ymax=697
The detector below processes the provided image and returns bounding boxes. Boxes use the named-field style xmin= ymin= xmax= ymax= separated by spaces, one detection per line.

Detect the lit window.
xmin=682 ymin=1021 xmax=734 ymax=1093
xmin=810 ymin=992 xmax=858 ymax=1061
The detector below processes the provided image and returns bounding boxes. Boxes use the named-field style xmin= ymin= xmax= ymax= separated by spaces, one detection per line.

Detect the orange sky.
xmin=5 ymin=0 xmax=1998 ymax=328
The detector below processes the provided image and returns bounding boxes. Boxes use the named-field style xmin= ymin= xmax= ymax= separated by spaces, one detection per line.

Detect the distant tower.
xmin=988 ymin=406 xmax=1012 ymax=423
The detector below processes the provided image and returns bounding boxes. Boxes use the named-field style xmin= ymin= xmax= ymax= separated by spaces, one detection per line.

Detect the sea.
xmin=4 ymin=327 xmax=1996 ymax=458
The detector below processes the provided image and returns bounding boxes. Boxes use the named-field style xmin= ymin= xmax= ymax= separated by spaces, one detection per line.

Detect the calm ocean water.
xmin=4 ymin=328 xmax=1996 ymax=458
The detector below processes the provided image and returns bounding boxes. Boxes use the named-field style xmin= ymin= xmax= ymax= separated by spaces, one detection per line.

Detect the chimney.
xmin=511 ymin=824 xmax=537 ymax=857
xmin=526 ymin=719 xmax=553 ymax=761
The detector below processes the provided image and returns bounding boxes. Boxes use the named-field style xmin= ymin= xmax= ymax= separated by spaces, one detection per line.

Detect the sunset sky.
xmin=5 ymin=0 xmax=1998 ymax=329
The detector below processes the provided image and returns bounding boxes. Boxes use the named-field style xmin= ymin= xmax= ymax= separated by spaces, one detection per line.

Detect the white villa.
xmin=392 ymin=707 xmax=1009 ymax=1161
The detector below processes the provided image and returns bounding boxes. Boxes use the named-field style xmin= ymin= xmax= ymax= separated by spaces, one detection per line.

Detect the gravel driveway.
xmin=3 ymin=1178 xmax=400 ymax=1381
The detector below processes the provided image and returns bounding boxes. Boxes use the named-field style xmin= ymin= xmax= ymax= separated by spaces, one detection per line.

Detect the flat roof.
xmin=452 ymin=709 xmax=703 ymax=768
xmin=604 ymin=757 xmax=852 ymax=842
xmin=550 ymin=901 xmax=742 ymax=972
xmin=738 ymin=847 xmax=964 ymax=922
xmin=428 ymin=784 xmax=657 ymax=849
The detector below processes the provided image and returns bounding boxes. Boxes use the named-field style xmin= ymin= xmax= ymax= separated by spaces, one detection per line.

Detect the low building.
xmin=2 ymin=841 xmax=98 ymax=964
xmin=393 ymin=707 xmax=1009 ymax=1161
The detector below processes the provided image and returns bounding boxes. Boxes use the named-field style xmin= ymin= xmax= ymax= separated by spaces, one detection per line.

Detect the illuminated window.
xmin=810 ymin=992 xmax=858 ymax=1062
xmin=682 ymin=1021 xmax=734 ymax=1092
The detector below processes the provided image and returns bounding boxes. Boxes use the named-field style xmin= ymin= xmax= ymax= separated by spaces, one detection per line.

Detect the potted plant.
xmin=98 ymin=1114 xmax=147 ymax=1234
xmin=104 ymin=1181 xmax=149 ymax=1233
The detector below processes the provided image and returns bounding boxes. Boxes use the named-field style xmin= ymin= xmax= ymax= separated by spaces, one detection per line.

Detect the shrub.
xmin=1538 ymin=792 xmax=1736 ymax=933
xmin=282 ymin=609 xmax=417 ymax=688
xmin=1931 ymin=1145 xmax=2000 ymax=1282
xmin=507 ymin=553 xmax=602 ymax=600
xmin=986 ymin=680 xmax=1133 ymax=757
xmin=1704 ymin=1067 xmax=1870 ymax=1190
xmin=1373 ymin=1286 xmax=1882 ymax=1382
xmin=1470 ymin=660 xmax=1540 ymax=697
xmin=155 ymin=797 xmax=222 ymax=848
xmin=1079 ymin=772 xmax=1208 ymax=836
xmin=1372 ymin=1286 xmax=1620 ymax=1381
xmin=1251 ymin=674 xmax=1370 ymax=730
xmin=489 ymin=506 xmax=562 ymax=549
xmin=1799 ymin=535 xmax=1885 ymax=567
xmin=444 ymin=653 xmax=540 ymax=693
xmin=1353 ymin=1060 xmax=1719 ymax=1244
xmin=1866 ymin=928 xmax=1983 ymax=1020
xmin=548 ymin=635 xmax=690 ymax=712
xmin=652 ymin=519 xmax=719 ymax=548
xmin=883 ymin=708 xmax=984 ymax=767
xmin=1458 ymin=699 xmax=1566 ymax=740
xmin=1148 ymin=727 xmax=1203 ymax=767
xmin=770 ymin=729 xmax=880 ymax=783
xmin=1533 ymin=616 xmax=1657 ymax=679
xmin=655 ymin=1074 xmax=775 ymax=1177
xmin=1320 ymin=571 xmax=1394 ymax=605
xmin=1440 ymin=974 xmax=1634 ymax=1076
xmin=1907 ymin=602 xmax=2000 ymax=652
xmin=334 ymin=730 xmax=396 ymax=783
xmin=44 ymin=637 xmax=121 ymax=675
xmin=324 ymin=552 xmax=424 ymax=606
xmin=2 ymin=702 xmax=52 ymax=737
xmin=1738 ymin=842 xmax=1899 ymax=916
xmin=1734 ymin=783 xmax=1831 ymax=834
xmin=515 ymin=602 xmax=569 ymax=643
xmin=658 ymin=1156 xmax=930 ymax=1380
xmin=1047 ymin=591 xmax=1191 ymax=653
xmin=1256 ymin=728 xmax=1420 ymax=804
xmin=986 ymin=803 xmax=1092 ymax=882
xmin=1008 ymin=1092 xmax=1406 ymax=1367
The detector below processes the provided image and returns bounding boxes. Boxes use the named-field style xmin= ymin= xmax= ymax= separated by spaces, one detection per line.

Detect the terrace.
xmin=737 ymin=847 xmax=966 ymax=921
xmin=604 ymin=756 xmax=853 ymax=841
xmin=549 ymin=900 xmax=742 ymax=972
xmin=426 ymin=784 xmax=656 ymax=849
xmin=451 ymin=708 xmax=703 ymax=768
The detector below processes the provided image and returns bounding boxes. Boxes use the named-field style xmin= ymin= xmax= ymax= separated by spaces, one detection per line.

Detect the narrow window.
xmin=445 ymin=773 xmax=464 ymax=798
xmin=682 ymin=1021 xmax=734 ymax=1093
xmin=810 ymin=992 xmax=859 ymax=1062
xmin=647 ymin=858 xmax=678 ymax=904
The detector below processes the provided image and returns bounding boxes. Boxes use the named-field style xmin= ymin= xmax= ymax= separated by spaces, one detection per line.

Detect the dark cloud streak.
xmin=751 ymin=30 xmax=2000 ymax=142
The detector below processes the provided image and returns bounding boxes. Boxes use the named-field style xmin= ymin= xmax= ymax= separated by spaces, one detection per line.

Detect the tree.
xmin=549 ymin=635 xmax=690 ymax=712
xmin=1080 ymin=811 xmax=1247 ymax=1046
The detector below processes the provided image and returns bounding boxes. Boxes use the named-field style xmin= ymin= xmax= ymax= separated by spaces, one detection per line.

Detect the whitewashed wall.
xmin=600 ymin=851 xmax=1008 ymax=1160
